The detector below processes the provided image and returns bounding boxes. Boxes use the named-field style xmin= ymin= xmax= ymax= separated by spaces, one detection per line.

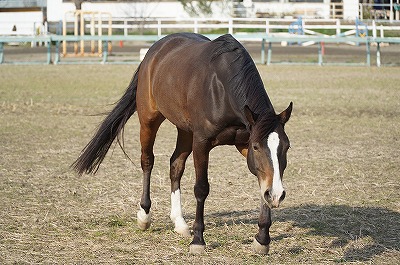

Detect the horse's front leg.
xmin=169 ymin=128 xmax=192 ymax=237
xmin=253 ymin=202 xmax=271 ymax=254
xmin=189 ymin=139 xmax=211 ymax=254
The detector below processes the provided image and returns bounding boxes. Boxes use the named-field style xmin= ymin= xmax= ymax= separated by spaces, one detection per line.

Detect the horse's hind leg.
xmin=170 ymin=128 xmax=193 ymax=237
xmin=137 ymin=114 xmax=165 ymax=230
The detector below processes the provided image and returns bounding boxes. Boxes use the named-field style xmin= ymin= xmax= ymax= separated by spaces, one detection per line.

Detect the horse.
xmin=72 ymin=33 xmax=292 ymax=254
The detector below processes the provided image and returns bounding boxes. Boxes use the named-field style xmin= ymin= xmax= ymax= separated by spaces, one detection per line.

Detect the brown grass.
xmin=0 ymin=65 xmax=399 ymax=264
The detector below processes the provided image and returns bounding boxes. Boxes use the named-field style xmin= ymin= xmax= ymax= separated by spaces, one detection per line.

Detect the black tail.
xmin=72 ymin=65 xmax=141 ymax=175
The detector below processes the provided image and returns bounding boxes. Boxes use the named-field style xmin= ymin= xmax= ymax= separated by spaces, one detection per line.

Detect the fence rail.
xmin=3 ymin=17 xmax=400 ymax=38
xmin=0 ymin=34 xmax=399 ymax=67
xmin=56 ymin=17 xmax=400 ymax=39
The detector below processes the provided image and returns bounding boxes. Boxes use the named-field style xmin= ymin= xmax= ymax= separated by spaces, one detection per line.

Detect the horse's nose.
xmin=264 ymin=190 xmax=286 ymax=208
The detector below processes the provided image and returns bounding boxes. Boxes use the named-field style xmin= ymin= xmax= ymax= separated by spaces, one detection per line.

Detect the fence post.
xmin=336 ymin=19 xmax=341 ymax=36
xmin=55 ymin=41 xmax=60 ymax=64
xmin=318 ymin=42 xmax=323 ymax=66
xmin=0 ymin=42 xmax=4 ymax=64
xmin=372 ymin=20 xmax=377 ymax=38
xmin=102 ymin=40 xmax=108 ymax=64
xmin=194 ymin=19 xmax=198 ymax=33
xmin=229 ymin=18 xmax=233 ymax=35
xmin=157 ymin=19 xmax=162 ymax=37
xmin=261 ymin=38 xmax=265 ymax=64
xmin=390 ymin=0 xmax=394 ymax=22
xmin=265 ymin=20 xmax=269 ymax=35
xmin=47 ymin=40 xmax=52 ymax=64
xmin=376 ymin=42 xmax=381 ymax=67
xmin=267 ymin=42 xmax=272 ymax=65
xmin=366 ymin=38 xmax=371 ymax=66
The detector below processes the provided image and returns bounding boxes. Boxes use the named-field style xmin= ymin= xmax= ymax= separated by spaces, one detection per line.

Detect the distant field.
xmin=0 ymin=65 xmax=399 ymax=264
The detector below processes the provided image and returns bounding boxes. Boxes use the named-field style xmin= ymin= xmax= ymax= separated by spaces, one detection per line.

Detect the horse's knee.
xmin=141 ymin=152 xmax=154 ymax=172
xmin=194 ymin=181 xmax=209 ymax=202
xmin=170 ymin=156 xmax=185 ymax=180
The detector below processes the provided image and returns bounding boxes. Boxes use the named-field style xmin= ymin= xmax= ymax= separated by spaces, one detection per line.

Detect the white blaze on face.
xmin=267 ymin=132 xmax=284 ymax=202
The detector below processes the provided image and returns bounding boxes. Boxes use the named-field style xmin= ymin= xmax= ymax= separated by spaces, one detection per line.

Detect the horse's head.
xmin=245 ymin=102 xmax=292 ymax=208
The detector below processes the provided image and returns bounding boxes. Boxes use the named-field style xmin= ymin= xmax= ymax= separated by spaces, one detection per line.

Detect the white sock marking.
xmin=170 ymin=189 xmax=190 ymax=236
xmin=137 ymin=207 xmax=151 ymax=223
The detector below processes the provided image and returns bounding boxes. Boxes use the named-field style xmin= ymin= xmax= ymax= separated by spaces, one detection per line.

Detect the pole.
xmin=63 ymin=16 xmax=67 ymax=57
xmin=0 ymin=42 xmax=4 ymax=64
xmin=55 ymin=41 xmax=60 ymax=64
xmin=74 ymin=12 xmax=79 ymax=55
xmin=108 ymin=13 xmax=112 ymax=54
xmin=91 ymin=13 xmax=95 ymax=54
xmin=47 ymin=40 xmax=51 ymax=64
xmin=261 ymin=38 xmax=265 ymax=64
xmin=366 ymin=38 xmax=371 ymax=66
xmin=267 ymin=42 xmax=272 ymax=66
xmin=80 ymin=11 xmax=84 ymax=56
xmin=376 ymin=42 xmax=381 ymax=67
xmin=318 ymin=42 xmax=324 ymax=66
xmin=102 ymin=41 xmax=108 ymax=64
xmin=98 ymin=13 xmax=102 ymax=55
xmin=390 ymin=0 xmax=394 ymax=22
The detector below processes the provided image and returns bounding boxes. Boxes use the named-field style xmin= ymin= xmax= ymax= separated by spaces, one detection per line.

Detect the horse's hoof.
xmin=173 ymin=218 xmax=191 ymax=237
xmin=252 ymin=238 xmax=270 ymax=255
xmin=137 ymin=219 xmax=151 ymax=231
xmin=174 ymin=225 xmax=191 ymax=237
xmin=189 ymin=244 xmax=206 ymax=255
xmin=137 ymin=208 xmax=151 ymax=231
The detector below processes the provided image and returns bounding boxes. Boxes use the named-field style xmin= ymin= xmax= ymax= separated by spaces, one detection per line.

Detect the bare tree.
xmin=178 ymin=0 xmax=214 ymax=17
xmin=73 ymin=0 xmax=88 ymax=10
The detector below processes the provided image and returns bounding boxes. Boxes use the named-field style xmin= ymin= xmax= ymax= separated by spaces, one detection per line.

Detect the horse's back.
xmin=143 ymin=33 xmax=211 ymax=65
xmin=136 ymin=33 xmax=248 ymax=135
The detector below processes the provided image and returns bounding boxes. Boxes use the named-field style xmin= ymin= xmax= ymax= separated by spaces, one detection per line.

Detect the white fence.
xmin=2 ymin=17 xmax=400 ymax=39
xmin=83 ymin=17 xmax=400 ymax=39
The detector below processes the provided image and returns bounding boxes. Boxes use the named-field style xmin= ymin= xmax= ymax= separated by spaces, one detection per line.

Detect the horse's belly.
xmin=155 ymin=97 xmax=193 ymax=132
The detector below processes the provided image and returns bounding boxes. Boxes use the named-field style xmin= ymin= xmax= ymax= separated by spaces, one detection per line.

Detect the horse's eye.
xmin=253 ymin=144 xmax=259 ymax=151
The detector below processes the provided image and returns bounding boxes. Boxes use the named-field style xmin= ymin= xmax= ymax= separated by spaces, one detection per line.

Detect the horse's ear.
xmin=244 ymin=105 xmax=258 ymax=126
xmin=279 ymin=102 xmax=293 ymax=124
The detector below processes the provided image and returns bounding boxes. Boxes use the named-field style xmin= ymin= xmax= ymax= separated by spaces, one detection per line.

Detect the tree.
xmin=73 ymin=0 xmax=88 ymax=10
xmin=178 ymin=0 xmax=214 ymax=17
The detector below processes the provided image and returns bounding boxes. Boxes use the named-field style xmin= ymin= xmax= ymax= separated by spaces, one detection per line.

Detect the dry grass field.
xmin=0 ymin=64 xmax=399 ymax=264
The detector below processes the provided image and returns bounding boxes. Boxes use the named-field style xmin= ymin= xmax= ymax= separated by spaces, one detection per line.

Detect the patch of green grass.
xmin=108 ymin=215 xmax=128 ymax=227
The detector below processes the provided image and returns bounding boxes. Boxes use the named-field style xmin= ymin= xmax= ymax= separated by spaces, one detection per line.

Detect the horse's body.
xmin=73 ymin=33 xmax=292 ymax=254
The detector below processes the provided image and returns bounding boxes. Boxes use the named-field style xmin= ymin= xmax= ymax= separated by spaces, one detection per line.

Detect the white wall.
xmin=253 ymin=2 xmax=330 ymax=19
xmin=47 ymin=0 xmax=213 ymax=21
xmin=47 ymin=0 xmax=74 ymax=22
xmin=343 ymin=0 xmax=359 ymax=20
xmin=0 ymin=12 xmax=43 ymax=35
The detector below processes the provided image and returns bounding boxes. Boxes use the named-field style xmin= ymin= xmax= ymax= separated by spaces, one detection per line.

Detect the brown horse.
xmin=73 ymin=33 xmax=292 ymax=254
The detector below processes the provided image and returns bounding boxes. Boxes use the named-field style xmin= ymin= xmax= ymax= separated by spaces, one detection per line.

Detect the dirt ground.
xmin=0 ymin=63 xmax=399 ymax=263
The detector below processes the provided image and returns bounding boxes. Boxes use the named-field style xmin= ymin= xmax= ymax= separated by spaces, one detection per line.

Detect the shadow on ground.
xmin=208 ymin=204 xmax=399 ymax=262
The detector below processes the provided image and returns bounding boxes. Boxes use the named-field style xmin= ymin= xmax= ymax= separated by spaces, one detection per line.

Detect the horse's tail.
xmin=72 ymin=64 xmax=141 ymax=175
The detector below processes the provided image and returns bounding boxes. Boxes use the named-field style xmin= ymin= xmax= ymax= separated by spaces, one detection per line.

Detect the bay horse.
xmin=73 ymin=33 xmax=292 ymax=254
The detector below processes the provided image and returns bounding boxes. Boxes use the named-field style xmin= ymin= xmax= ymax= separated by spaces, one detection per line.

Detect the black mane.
xmin=211 ymin=34 xmax=278 ymax=140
